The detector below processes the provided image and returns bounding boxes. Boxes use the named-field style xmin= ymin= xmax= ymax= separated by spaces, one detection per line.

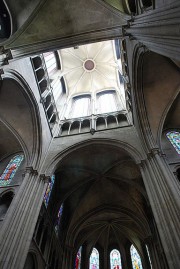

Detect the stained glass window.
xmin=55 ymin=204 xmax=63 ymax=233
xmin=89 ymin=248 xmax=99 ymax=269
xmin=145 ymin=245 xmax=152 ymax=269
xmin=44 ymin=175 xmax=55 ymax=207
xmin=110 ymin=249 xmax=122 ymax=269
xmin=166 ymin=131 xmax=180 ymax=154
xmin=130 ymin=245 xmax=143 ymax=269
xmin=75 ymin=246 xmax=82 ymax=269
xmin=0 ymin=154 xmax=24 ymax=186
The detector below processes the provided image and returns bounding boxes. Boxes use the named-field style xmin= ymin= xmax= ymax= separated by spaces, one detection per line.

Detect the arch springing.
xmin=44 ymin=175 xmax=55 ymax=207
xmin=130 ymin=245 xmax=143 ymax=269
xmin=166 ymin=131 xmax=180 ymax=154
xmin=75 ymin=246 xmax=82 ymax=269
xmin=0 ymin=154 xmax=24 ymax=186
xmin=89 ymin=248 xmax=99 ymax=269
xmin=110 ymin=249 xmax=122 ymax=269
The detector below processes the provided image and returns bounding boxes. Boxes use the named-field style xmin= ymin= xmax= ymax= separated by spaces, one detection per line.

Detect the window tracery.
xmin=110 ymin=249 xmax=122 ymax=269
xmin=166 ymin=131 xmax=180 ymax=154
xmin=130 ymin=245 xmax=143 ymax=269
xmin=0 ymin=154 xmax=24 ymax=186
xmin=89 ymin=248 xmax=99 ymax=269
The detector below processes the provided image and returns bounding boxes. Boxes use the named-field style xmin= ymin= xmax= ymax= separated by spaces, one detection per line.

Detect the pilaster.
xmin=0 ymin=168 xmax=49 ymax=269
xmin=125 ymin=1 xmax=180 ymax=61
xmin=139 ymin=150 xmax=180 ymax=269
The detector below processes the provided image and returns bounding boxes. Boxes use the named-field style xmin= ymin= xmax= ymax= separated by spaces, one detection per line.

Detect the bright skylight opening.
xmin=43 ymin=40 xmax=128 ymax=120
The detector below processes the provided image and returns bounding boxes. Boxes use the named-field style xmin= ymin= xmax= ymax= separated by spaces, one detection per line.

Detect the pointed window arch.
xmin=130 ymin=245 xmax=143 ymax=269
xmin=75 ymin=246 xmax=82 ymax=269
xmin=89 ymin=248 xmax=99 ymax=269
xmin=44 ymin=175 xmax=55 ymax=207
xmin=110 ymin=249 xmax=122 ymax=269
xmin=166 ymin=131 xmax=180 ymax=154
xmin=0 ymin=154 xmax=24 ymax=186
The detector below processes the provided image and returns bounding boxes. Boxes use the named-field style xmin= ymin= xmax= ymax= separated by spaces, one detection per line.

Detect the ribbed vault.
xmin=49 ymin=143 xmax=152 ymax=252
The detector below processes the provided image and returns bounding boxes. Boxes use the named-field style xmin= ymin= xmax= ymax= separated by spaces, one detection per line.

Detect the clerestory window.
xmin=75 ymin=246 xmax=82 ymax=269
xmin=89 ymin=248 xmax=99 ymax=269
xmin=110 ymin=249 xmax=122 ymax=269
xmin=166 ymin=131 xmax=180 ymax=155
xmin=130 ymin=245 xmax=143 ymax=269
xmin=96 ymin=90 xmax=119 ymax=114
xmin=0 ymin=154 xmax=24 ymax=186
xmin=66 ymin=95 xmax=91 ymax=119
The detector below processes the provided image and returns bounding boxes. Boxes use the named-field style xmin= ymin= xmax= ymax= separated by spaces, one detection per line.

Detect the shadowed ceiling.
xmin=50 ymin=143 xmax=152 ymax=250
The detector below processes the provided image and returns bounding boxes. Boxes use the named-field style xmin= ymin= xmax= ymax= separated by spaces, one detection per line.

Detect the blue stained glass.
xmin=130 ymin=245 xmax=143 ymax=269
xmin=0 ymin=155 xmax=24 ymax=186
xmin=166 ymin=131 xmax=180 ymax=154
xmin=89 ymin=248 xmax=99 ymax=269
xmin=110 ymin=249 xmax=122 ymax=269
xmin=44 ymin=175 xmax=55 ymax=207
xmin=75 ymin=246 xmax=82 ymax=269
xmin=55 ymin=204 xmax=63 ymax=233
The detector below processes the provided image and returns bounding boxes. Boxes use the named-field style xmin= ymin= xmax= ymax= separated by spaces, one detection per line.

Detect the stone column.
xmin=0 ymin=167 xmax=49 ymax=269
xmin=63 ymin=246 xmax=74 ymax=269
xmin=125 ymin=1 xmax=180 ymax=61
xmin=139 ymin=150 xmax=180 ymax=269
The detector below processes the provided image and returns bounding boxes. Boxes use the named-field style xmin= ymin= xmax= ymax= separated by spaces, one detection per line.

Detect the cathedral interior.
xmin=0 ymin=0 xmax=179 ymax=269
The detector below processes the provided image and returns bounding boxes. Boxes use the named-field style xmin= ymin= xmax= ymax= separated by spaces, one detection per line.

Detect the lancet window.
xmin=130 ymin=245 xmax=143 ymax=269
xmin=75 ymin=246 xmax=82 ymax=269
xmin=0 ymin=154 xmax=24 ymax=186
xmin=166 ymin=131 xmax=180 ymax=154
xmin=110 ymin=249 xmax=122 ymax=269
xmin=44 ymin=175 xmax=55 ymax=207
xmin=55 ymin=204 xmax=63 ymax=233
xmin=89 ymin=248 xmax=99 ymax=269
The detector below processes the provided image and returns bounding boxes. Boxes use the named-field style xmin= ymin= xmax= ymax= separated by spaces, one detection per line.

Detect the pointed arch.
xmin=130 ymin=245 xmax=143 ymax=269
xmin=89 ymin=248 xmax=99 ymax=269
xmin=110 ymin=249 xmax=122 ymax=269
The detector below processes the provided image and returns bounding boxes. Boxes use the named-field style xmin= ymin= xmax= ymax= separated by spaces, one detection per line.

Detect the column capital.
xmin=39 ymin=174 xmax=50 ymax=183
xmin=0 ymin=47 xmax=12 ymax=66
xmin=22 ymin=167 xmax=38 ymax=178
xmin=137 ymin=159 xmax=147 ymax=169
